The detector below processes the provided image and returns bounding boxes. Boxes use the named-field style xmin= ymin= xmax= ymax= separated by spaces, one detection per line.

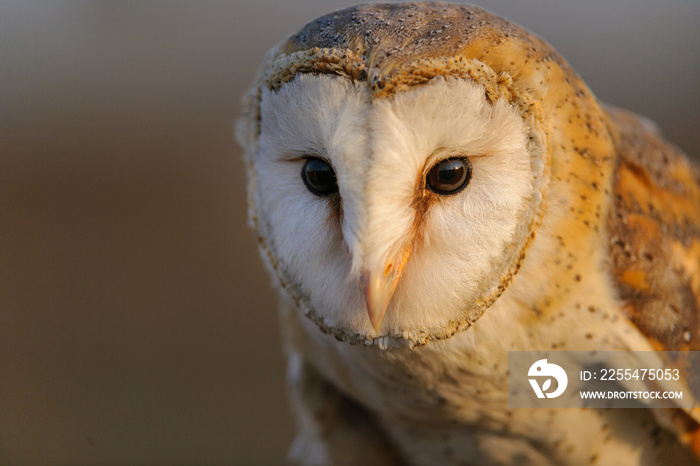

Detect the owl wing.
xmin=607 ymin=105 xmax=700 ymax=352
xmin=606 ymin=105 xmax=700 ymax=454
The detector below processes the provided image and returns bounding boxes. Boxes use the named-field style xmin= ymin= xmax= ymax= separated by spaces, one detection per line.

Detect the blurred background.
xmin=1 ymin=1 xmax=698 ymax=464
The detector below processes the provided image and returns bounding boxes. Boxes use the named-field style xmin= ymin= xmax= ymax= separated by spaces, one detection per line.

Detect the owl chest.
xmin=307 ymin=306 xmax=577 ymax=426
xmin=312 ymin=332 xmax=564 ymax=465
xmin=348 ymin=343 xmax=510 ymax=424
xmin=311 ymin=338 xmax=654 ymax=466
xmin=295 ymin=306 xmax=637 ymax=465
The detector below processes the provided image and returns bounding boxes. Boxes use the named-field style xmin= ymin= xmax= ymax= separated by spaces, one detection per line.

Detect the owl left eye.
xmin=426 ymin=157 xmax=472 ymax=195
xmin=301 ymin=157 xmax=339 ymax=197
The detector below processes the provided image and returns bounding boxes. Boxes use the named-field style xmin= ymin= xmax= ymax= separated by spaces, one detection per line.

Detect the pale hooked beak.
xmin=361 ymin=247 xmax=412 ymax=333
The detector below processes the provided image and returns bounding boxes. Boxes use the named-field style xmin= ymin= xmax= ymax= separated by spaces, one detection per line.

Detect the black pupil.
xmin=426 ymin=157 xmax=471 ymax=195
xmin=302 ymin=158 xmax=338 ymax=196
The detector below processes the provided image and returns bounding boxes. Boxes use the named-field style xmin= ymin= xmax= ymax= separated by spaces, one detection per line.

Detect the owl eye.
xmin=301 ymin=157 xmax=339 ymax=197
xmin=426 ymin=157 xmax=472 ymax=195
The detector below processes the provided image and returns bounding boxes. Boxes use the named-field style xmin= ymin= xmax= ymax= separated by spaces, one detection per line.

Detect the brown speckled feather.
xmin=606 ymin=106 xmax=700 ymax=454
xmin=607 ymin=107 xmax=700 ymax=352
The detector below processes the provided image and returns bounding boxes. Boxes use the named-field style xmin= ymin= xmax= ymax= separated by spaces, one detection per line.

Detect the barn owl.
xmin=237 ymin=2 xmax=700 ymax=465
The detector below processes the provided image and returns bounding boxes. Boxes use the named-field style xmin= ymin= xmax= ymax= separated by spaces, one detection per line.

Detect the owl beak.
xmin=362 ymin=247 xmax=411 ymax=333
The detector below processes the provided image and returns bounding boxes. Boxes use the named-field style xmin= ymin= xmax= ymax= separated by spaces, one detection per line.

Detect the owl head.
xmin=238 ymin=2 xmax=614 ymax=347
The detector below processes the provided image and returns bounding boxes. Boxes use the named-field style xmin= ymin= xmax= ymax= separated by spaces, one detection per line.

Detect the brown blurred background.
xmin=1 ymin=1 xmax=698 ymax=465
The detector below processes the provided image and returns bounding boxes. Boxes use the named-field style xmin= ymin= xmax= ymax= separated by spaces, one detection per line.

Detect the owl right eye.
xmin=301 ymin=157 xmax=339 ymax=197
xmin=426 ymin=157 xmax=472 ymax=196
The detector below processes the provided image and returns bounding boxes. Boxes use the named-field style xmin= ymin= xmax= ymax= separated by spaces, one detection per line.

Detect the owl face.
xmin=252 ymin=70 xmax=543 ymax=343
